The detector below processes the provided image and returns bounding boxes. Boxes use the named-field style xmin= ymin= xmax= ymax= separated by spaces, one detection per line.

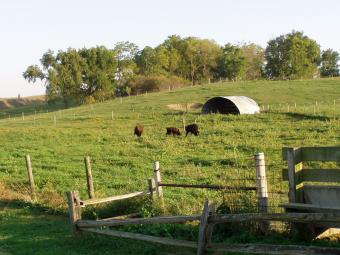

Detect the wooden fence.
xmin=151 ymin=153 xmax=268 ymax=216
xmin=66 ymin=196 xmax=340 ymax=255
xmin=22 ymin=152 xmax=268 ymax=216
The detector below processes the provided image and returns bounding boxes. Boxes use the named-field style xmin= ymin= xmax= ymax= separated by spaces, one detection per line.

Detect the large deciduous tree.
xmin=265 ymin=31 xmax=320 ymax=79
xmin=23 ymin=46 xmax=117 ymax=105
xmin=113 ymin=41 xmax=139 ymax=96
xmin=181 ymin=37 xmax=221 ymax=84
xmin=135 ymin=46 xmax=169 ymax=76
xmin=320 ymin=49 xmax=339 ymax=77
xmin=241 ymin=43 xmax=264 ymax=80
xmin=218 ymin=44 xmax=246 ymax=81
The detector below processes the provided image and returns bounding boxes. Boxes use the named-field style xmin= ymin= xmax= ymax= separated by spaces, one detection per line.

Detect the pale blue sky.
xmin=0 ymin=0 xmax=339 ymax=97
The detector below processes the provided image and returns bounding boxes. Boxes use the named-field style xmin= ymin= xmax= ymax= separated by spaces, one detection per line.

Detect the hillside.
xmin=0 ymin=95 xmax=46 ymax=110
xmin=1 ymin=78 xmax=340 ymax=254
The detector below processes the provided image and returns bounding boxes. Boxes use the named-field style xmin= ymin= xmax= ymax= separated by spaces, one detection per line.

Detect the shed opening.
xmin=202 ymin=96 xmax=260 ymax=115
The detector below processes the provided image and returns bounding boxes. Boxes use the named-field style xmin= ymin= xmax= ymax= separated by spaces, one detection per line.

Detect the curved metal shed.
xmin=202 ymin=96 xmax=260 ymax=114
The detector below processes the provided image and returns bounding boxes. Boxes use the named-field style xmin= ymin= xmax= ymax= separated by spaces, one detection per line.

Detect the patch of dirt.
xmin=0 ymin=182 xmax=27 ymax=201
xmin=0 ymin=95 xmax=46 ymax=110
xmin=167 ymin=103 xmax=203 ymax=112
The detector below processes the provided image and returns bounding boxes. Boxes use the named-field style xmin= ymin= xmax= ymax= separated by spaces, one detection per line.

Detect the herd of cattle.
xmin=134 ymin=123 xmax=199 ymax=137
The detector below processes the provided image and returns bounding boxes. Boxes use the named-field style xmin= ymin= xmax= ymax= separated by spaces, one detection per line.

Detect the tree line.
xmin=23 ymin=31 xmax=340 ymax=106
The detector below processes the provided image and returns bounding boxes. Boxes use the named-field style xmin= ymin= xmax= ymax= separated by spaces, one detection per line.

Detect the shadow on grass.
xmin=163 ymin=111 xmax=201 ymax=116
xmin=0 ymin=200 xmax=194 ymax=255
xmin=81 ymin=196 xmax=152 ymax=220
xmin=0 ymin=99 xmax=80 ymax=120
xmin=286 ymin=112 xmax=330 ymax=121
xmin=0 ymin=199 xmax=66 ymax=216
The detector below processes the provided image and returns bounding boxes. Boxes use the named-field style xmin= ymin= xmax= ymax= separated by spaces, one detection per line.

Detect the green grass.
xmin=1 ymin=78 xmax=340 ymax=254
xmin=0 ymin=201 xmax=196 ymax=255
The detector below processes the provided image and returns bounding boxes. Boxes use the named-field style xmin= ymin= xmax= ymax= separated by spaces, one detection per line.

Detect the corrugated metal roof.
xmin=202 ymin=96 xmax=260 ymax=114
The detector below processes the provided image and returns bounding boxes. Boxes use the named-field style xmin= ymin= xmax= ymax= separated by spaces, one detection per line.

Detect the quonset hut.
xmin=201 ymin=96 xmax=260 ymax=115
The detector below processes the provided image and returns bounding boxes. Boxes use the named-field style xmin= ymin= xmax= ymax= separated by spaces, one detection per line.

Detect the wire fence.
xmin=1 ymin=99 xmax=340 ymax=124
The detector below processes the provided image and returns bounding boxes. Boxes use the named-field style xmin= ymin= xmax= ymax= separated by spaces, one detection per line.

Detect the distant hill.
xmin=0 ymin=95 xmax=46 ymax=109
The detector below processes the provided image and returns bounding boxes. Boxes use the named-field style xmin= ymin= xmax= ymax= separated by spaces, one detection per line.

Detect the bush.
xmin=129 ymin=75 xmax=189 ymax=95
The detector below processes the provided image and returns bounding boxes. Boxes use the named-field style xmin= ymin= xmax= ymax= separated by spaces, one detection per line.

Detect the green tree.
xmin=135 ymin=46 xmax=169 ymax=75
xmin=265 ymin=31 xmax=320 ymax=79
xmin=22 ymin=65 xmax=44 ymax=83
xmin=113 ymin=41 xmax=139 ymax=96
xmin=218 ymin=43 xmax=246 ymax=81
xmin=23 ymin=46 xmax=117 ymax=105
xmin=241 ymin=43 xmax=264 ymax=80
xmin=181 ymin=37 xmax=221 ymax=84
xmin=196 ymin=39 xmax=222 ymax=83
xmin=161 ymin=35 xmax=185 ymax=75
xmin=320 ymin=49 xmax=339 ymax=77
xmin=79 ymin=46 xmax=117 ymax=101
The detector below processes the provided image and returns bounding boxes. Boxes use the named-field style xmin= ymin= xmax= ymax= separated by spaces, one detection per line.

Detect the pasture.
xmin=1 ymin=78 xmax=340 ymax=254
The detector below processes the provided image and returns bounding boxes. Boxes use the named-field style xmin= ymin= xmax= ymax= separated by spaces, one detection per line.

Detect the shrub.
xmin=129 ymin=75 xmax=189 ymax=95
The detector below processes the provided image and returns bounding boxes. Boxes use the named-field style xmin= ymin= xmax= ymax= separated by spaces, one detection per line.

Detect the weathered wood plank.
xmin=303 ymin=169 xmax=340 ymax=182
xmin=255 ymin=152 xmax=269 ymax=233
xmin=286 ymin=148 xmax=302 ymax=203
xmin=81 ymin=190 xmax=150 ymax=206
xmin=282 ymin=147 xmax=302 ymax=163
xmin=282 ymin=168 xmax=340 ymax=183
xmin=66 ymin=191 xmax=81 ymax=236
xmin=284 ymin=147 xmax=340 ymax=162
xmin=304 ymin=184 xmax=340 ymax=190
xmin=84 ymin=156 xmax=95 ymax=199
xmin=154 ymin=161 xmax=164 ymax=209
xmin=82 ymin=228 xmax=197 ymax=249
xmin=207 ymin=243 xmax=340 ymax=255
xmin=148 ymin=178 xmax=155 ymax=196
xmin=77 ymin=215 xmax=201 ymax=228
xmin=210 ymin=212 xmax=340 ymax=223
xmin=205 ymin=204 xmax=215 ymax=245
xmin=301 ymin=147 xmax=340 ymax=162
xmin=197 ymin=200 xmax=213 ymax=255
xmin=98 ymin=212 xmax=141 ymax=221
xmin=280 ymin=203 xmax=340 ymax=212
xmin=25 ymin=155 xmax=36 ymax=201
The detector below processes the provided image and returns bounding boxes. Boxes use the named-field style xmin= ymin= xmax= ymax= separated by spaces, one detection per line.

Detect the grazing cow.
xmin=185 ymin=124 xmax=199 ymax=136
xmin=166 ymin=127 xmax=181 ymax=136
xmin=134 ymin=124 xmax=144 ymax=137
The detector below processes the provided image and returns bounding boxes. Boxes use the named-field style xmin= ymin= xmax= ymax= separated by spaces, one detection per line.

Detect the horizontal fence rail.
xmin=82 ymin=228 xmax=198 ymax=249
xmin=158 ymin=182 xmax=257 ymax=191
xmin=76 ymin=212 xmax=340 ymax=229
xmin=210 ymin=212 xmax=340 ymax=224
xmin=206 ymin=243 xmax=340 ymax=255
xmin=77 ymin=215 xmax=201 ymax=228
xmin=80 ymin=190 xmax=151 ymax=206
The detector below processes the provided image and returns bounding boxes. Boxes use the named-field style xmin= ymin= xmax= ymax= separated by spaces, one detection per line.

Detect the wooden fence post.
xmin=66 ymin=190 xmax=82 ymax=236
xmin=197 ymin=200 xmax=214 ymax=255
xmin=154 ymin=161 xmax=164 ymax=209
xmin=25 ymin=155 xmax=36 ymax=201
xmin=255 ymin=152 xmax=269 ymax=233
xmin=84 ymin=156 xmax=95 ymax=199
xmin=286 ymin=147 xmax=302 ymax=203
xmin=148 ymin=178 xmax=155 ymax=202
xmin=205 ymin=203 xmax=215 ymax=246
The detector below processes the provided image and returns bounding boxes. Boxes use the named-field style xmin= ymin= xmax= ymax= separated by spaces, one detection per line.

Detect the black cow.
xmin=166 ymin=127 xmax=181 ymax=136
xmin=185 ymin=124 xmax=199 ymax=136
xmin=134 ymin=124 xmax=144 ymax=137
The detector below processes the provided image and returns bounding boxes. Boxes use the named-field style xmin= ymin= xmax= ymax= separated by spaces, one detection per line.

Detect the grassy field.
xmin=1 ymin=78 xmax=340 ymax=254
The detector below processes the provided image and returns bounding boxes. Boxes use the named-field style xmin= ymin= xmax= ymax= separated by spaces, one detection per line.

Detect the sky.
xmin=0 ymin=0 xmax=339 ymax=98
